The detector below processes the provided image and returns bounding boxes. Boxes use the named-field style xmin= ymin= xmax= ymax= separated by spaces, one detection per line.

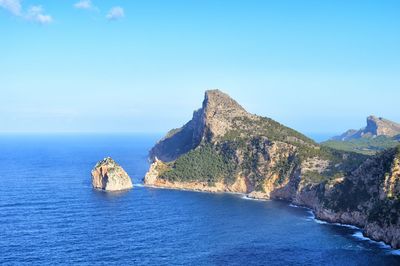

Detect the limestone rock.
xmin=144 ymin=158 xmax=166 ymax=186
xmin=149 ymin=89 xmax=255 ymax=162
xmin=91 ymin=157 xmax=133 ymax=191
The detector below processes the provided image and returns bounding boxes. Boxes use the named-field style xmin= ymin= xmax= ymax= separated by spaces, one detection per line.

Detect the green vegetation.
xmin=322 ymin=179 xmax=371 ymax=212
xmin=160 ymin=144 xmax=237 ymax=185
xmin=221 ymin=116 xmax=316 ymax=146
xmin=368 ymin=199 xmax=400 ymax=226
xmin=223 ymin=116 xmax=367 ymax=176
xmin=366 ymin=146 xmax=400 ymax=225
xmin=302 ymin=171 xmax=328 ymax=184
xmin=322 ymin=136 xmax=399 ymax=155
xmin=395 ymin=145 xmax=400 ymax=160
xmin=273 ymin=155 xmax=298 ymax=185
xmin=322 ymin=146 xmax=400 ymax=219
xmin=159 ymin=114 xmax=368 ymax=189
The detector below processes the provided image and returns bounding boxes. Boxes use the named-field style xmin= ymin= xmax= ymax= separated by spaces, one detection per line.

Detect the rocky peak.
xmin=149 ymin=90 xmax=255 ymax=162
xmin=198 ymin=89 xmax=254 ymax=140
xmin=202 ymin=90 xmax=248 ymax=117
xmin=366 ymin=115 xmax=400 ymax=137
xmin=95 ymin=157 xmax=115 ymax=167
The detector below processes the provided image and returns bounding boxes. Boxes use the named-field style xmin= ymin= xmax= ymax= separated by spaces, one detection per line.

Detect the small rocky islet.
xmin=91 ymin=157 xmax=133 ymax=191
xmin=144 ymin=89 xmax=400 ymax=249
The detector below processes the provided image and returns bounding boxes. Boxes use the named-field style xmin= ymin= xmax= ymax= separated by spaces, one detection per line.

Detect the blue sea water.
xmin=0 ymin=134 xmax=399 ymax=266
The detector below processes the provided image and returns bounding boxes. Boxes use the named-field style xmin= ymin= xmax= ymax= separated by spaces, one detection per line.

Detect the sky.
xmin=1 ymin=0 xmax=400 ymax=137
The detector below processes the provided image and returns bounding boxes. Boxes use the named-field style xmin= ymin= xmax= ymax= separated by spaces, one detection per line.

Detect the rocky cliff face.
xmin=295 ymin=147 xmax=400 ymax=248
xmin=92 ymin=157 xmax=133 ymax=191
xmin=149 ymin=90 xmax=254 ymax=162
xmin=144 ymin=89 xmax=399 ymax=249
xmin=332 ymin=115 xmax=400 ymax=141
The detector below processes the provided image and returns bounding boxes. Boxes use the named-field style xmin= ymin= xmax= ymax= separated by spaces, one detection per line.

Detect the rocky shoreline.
xmin=312 ymin=207 xmax=400 ymax=250
xmin=143 ymin=181 xmax=400 ymax=251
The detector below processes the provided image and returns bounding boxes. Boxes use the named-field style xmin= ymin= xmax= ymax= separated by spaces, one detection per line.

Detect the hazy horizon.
xmin=1 ymin=0 xmax=399 ymax=135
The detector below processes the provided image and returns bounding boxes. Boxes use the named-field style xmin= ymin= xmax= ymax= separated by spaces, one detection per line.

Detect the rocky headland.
xmin=144 ymin=89 xmax=400 ymax=249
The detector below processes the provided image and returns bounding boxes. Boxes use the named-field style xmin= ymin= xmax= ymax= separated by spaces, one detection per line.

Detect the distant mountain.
xmin=324 ymin=116 xmax=400 ymax=155
xmin=332 ymin=116 xmax=400 ymax=141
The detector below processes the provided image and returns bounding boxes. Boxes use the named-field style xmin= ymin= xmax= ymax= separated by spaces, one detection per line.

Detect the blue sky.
xmin=1 ymin=0 xmax=399 ymax=137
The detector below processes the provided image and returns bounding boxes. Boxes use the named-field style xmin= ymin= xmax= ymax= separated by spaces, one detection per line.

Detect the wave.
xmin=241 ymin=195 xmax=269 ymax=201
xmin=351 ymin=232 xmax=399 ymax=254
xmin=352 ymin=231 xmax=373 ymax=241
xmin=288 ymin=203 xmax=399 ymax=253
xmin=390 ymin=250 xmax=400 ymax=256
xmin=289 ymin=203 xmax=307 ymax=209
xmin=301 ymin=205 xmax=399 ymax=254
xmin=289 ymin=203 xmax=360 ymax=229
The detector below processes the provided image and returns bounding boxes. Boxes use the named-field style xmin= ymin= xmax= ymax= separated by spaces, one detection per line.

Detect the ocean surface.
xmin=1 ymin=134 xmax=399 ymax=266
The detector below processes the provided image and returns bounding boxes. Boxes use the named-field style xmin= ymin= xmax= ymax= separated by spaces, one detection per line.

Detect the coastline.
xmin=143 ymin=182 xmax=400 ymax=253
xmin=143 ymin=183 xmax=251 ymax=197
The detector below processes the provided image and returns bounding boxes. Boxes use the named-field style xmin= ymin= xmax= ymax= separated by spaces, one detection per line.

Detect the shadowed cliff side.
xmin=149 ymin=90 xmax=252 ymax=162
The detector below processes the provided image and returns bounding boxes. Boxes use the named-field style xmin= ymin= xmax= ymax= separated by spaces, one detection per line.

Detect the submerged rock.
xmin=91 ymin=157 xmax=133 ymax=191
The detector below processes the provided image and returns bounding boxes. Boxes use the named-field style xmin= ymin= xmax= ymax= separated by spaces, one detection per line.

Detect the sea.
xmin=0 ymin=134 xmax=399 ymax=265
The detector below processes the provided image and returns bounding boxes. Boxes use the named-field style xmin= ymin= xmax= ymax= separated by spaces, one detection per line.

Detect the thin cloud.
xmin=74 ymin=0 xmax=93 ymax=10
xmin=26 ymin=6 xmax=52 ymax=24
xmin=0 ymin=0 xmax=21 ymax=15
xmin=0 ymin=0 xmax=52 ymax=24
xmin=106 ymin=6 xmax=124 ymax=21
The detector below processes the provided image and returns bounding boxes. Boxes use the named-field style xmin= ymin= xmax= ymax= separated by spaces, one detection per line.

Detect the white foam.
xmin=241 ymin=195 xmax=269 ymax=201
xmin=314 ymin=218 xmax=329 ymax=225
xmin=289 ymin=203 xmax=304 ymax=209
xmin=331 ymin=222 xmax=359 ymax=230
xmin=351 ymin=231 xmax=400 ymax=254
xmin=289 ymin=203 xmax=311 ymax=210
xmin=390 ymin=249 xmax=400 ymax=256
xmin=300 ymin=206 xmax=359 ymax=230
xmin=306 ymin=209 xmax=315 ymax=218
xmin=289 ymin=204 xmax=400 ymax=253
xmin=352 ymin=231 xmax=371 ymax=241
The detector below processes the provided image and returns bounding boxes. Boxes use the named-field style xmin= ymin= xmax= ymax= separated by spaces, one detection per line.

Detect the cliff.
xmin=295 ymin=147 xmax=400 ymax=249
xmin=149 ymin=90 xmax=253 ymax=162
xmin=144 ymin=89 xmax=399 ymax=248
